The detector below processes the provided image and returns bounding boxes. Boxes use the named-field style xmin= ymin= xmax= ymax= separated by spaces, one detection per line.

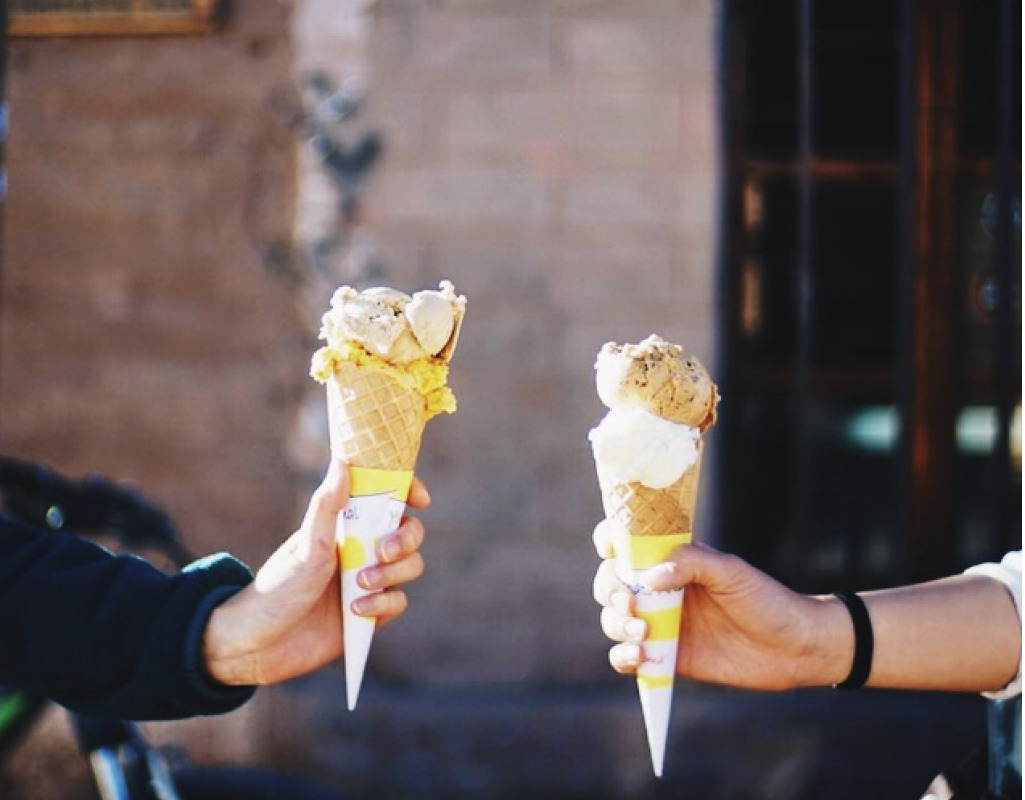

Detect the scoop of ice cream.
xmin=312 ymin=281 xmax=466 ymax=418
xmin=589 ymin=406 xmax=700 ymax=489
xmin=405 ymin=288 xmax=456 ymax=356
xmin=319 ymin=281 xmax=466 ymax=365
xmin=595 ymin=334 xmax=718 ymax=430
xmin=321 ymin=286 xmax=411 ymax=360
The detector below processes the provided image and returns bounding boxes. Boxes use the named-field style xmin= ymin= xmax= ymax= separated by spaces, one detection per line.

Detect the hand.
xmin=592 ymin=519 xmax=843 ymax=691
xmin=203 ymin=459 xmax=430 ymax=686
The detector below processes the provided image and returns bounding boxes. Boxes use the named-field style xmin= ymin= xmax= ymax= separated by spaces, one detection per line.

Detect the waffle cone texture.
xmin=326 ymin=361 xmax=426 ymax=471
xmin=597 ymin=442 xmax=703 ymax=537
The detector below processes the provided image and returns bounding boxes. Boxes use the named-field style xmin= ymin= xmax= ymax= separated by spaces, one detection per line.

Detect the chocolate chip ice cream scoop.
xmin=595 ymin=334 xmax=718 ymax=431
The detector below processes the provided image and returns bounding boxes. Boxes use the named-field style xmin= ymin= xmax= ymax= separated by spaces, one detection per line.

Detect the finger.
xmin=358 ymin=552 xmax=425 ymax=591
xmin=592 ymin=558 xmax=622 ymax=606
xmin=407 ymin=477 xmax=431 ymax=510
xmin=608 ymin=643 xmax=642 ymax=674
xmin=376 ymin=516 xmax=425 ymax=563
xmin=600 ymin=606 xmax=647 ymax=644
xmin=592 ymin=518 xmax=617 ymax=559
xmin=640 ymin=541 xmax=729 ymax=592
xmin=297 ymin=459 xmax=350 ymax=558
xmin=353 ymin=589 xmax=408 ymax=624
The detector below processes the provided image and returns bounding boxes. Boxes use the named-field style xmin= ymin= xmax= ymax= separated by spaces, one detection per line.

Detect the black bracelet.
xmin=833 ymin=591 xmax=874 ymax=690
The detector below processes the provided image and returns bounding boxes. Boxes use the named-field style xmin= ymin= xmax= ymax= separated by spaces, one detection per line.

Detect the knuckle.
xmin=599 ymin=607 xmax=621 ymax=640
xmin=406 ymin=552 xmax=426 ymax=580
xmin=386 ymin=590 xmax=409 ymax=616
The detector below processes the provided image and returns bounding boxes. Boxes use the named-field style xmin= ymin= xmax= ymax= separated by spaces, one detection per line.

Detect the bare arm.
xmin=595 ymin=523 xmax=1021 ymax=694
xmin=842 ymin=574 xmax=1021 ymax=693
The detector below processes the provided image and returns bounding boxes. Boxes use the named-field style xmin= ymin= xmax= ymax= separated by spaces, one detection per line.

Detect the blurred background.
xmin=0 ymin=1 xmax=1020 ymax=798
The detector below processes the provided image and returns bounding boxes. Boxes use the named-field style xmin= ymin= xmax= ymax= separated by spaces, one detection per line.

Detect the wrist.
xmin=202 ymin=602 xmax=261 ymax=686
xmin=794 ymin=594 xmax=857 ymax=688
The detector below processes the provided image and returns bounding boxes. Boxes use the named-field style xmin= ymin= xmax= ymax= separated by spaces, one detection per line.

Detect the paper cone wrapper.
xmin=326 ymin=368 xmax=424 ymax=709
xmin=611 ymin=528 xmax=690 ymax=777
xmin=334 ymin=465 xmax=414 ymax=710
xmin=596 ymin=445 xmax=703 ymax=777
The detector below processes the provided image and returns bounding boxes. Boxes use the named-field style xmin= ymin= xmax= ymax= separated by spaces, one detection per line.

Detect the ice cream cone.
xmin=599 ymin=452 xmax=700 ymax=778
xmin=590 ymin=335 xmax=717 ymax=777
xmin=326 ymin=369 xmax=425 ymax=710
xmin=311 ymin=281 xmax=465 ymax=709
xmin=596 ymin=443 xmax=703 ymax=539
xmin=326 ymin=361 xmax=427 ymax=470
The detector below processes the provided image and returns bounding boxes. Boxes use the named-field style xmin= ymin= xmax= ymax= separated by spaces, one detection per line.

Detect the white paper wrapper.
xmin=337 ymin=467 xmax=412 ymax=710
xmin=613 ymin=528 xmax=690 ymax=777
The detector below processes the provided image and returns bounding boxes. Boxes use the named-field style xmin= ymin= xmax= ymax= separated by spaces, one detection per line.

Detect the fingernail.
xmin=381 ymin=536 xmax=402 ymax=562
xmin=625 ymin=618 xmax=646 ymax=642
xmin=359 ymin=567 xmax=381 ymax=590
xmin=352 ymin=597 xmax=371 ymax=616
xmin=616 ymin=643 xmax=642 ymax=668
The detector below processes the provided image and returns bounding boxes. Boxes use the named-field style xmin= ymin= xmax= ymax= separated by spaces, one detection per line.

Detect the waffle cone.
xmin=326 ymin=360 xmax=427 ymax=471
xmin=597 ymin=442 xmax=703 ymax=537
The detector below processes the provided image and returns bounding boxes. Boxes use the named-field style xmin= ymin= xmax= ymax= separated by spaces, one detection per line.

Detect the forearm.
xmin=801 ymin=574 xmax=1021 ymax=693
xmin=1 ymin=515 xmax=255 ymax=718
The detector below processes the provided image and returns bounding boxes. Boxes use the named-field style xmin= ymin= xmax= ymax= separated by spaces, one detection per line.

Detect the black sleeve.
xmin=0 ymin=513 xmax=256 ymax=720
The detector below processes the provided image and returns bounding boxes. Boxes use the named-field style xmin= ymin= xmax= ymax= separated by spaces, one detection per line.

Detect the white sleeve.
xmin=965 ymin=550 xmax=1022 ymax=700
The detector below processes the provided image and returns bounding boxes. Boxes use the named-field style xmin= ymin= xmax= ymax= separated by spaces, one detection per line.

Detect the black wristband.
xmin=832 ymin=591 xmax=874 ymax=690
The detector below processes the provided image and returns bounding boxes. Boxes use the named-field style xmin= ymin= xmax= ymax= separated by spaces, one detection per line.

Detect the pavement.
xmin=260 ymin=676 xmax=988 ymax=800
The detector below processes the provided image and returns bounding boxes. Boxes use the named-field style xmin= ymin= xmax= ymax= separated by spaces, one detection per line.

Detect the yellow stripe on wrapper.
xmin=349 ymin=466 xmax=414 ymax=501
xmin=338 ymin=466 xmax=414 ymax=591
xmin=638 ymin=674 xmax=674 ymax=689
xmin=342 ymin=535 xmax=368 ymax=571
xmin=613 ymin=529 xmax=692 ymax=569
xmin=611 ymin=529 xmax=692 ymax=778
xmin=639 ymin=604 xmax=683 ymax=641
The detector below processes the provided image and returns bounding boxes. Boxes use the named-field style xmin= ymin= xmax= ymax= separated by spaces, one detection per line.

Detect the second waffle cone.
xmin=597 ymin=442 xmax=703 ymax=537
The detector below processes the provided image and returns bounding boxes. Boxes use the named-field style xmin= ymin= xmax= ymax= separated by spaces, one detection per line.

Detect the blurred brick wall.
xmin=269 ymin=0 xmax=725 ymax=794
xmin=357 ymin=0 xmax=719 ymax=687
xmin=0 ymin=2 xmax=301 ymax=568
xmin=1 ymin=0 xmax=725 ymax=796
xmin=0 ymin=1 xmax=303 ymax=794
xmin=0 ymin=3 xmax=984 ymax=799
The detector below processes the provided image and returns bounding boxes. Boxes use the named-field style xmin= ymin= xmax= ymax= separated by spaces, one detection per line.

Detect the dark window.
xmin=718 ymin=0 xmax=1021 ymax=592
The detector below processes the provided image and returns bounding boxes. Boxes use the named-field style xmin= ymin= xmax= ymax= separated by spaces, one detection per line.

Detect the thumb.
xmin=640 ymin=542 xmax=734 ymax=592
xmin=301 ymin=458 xmax=351 ymax=557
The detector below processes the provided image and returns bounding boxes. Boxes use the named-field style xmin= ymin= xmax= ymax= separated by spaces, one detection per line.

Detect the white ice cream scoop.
xmin=589 ymin=406 xmax=700 ymax=489
xmin=405 ymin=290 xmax=456 ymax=356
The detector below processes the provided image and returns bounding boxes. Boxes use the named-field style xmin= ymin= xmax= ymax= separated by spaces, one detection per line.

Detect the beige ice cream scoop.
xmin=405 ymin=289 xmax=456 ymax=356
xmin=320 ymin=280 xmax=466 ymax=365
xmin=595 ymin=334 xmax=718 ymax=431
